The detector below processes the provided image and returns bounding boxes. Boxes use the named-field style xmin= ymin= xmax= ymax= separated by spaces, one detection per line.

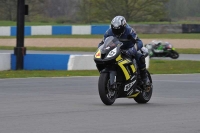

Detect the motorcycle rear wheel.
xmin=98 ymin=73 xmax=117 ymax=105
xmin=134 ymin=70 xmax=153 ymax=104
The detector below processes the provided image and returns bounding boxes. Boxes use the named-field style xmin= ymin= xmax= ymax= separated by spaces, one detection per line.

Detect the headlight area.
xmin=106 ymin=48 xmax=117 ymax=58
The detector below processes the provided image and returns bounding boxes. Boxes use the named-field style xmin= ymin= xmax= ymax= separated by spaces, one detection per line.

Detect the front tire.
xmin=170 ymin=51 xmax=179 ymax=59
xmin=98 ymin=73 xmax=117 ymax=105
xmin=134 ymin=70 xmax=153 ymax=104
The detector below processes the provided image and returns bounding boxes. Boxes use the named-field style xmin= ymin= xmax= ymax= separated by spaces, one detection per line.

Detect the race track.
xmin=0 ymin=74 xmax=200 ymax=133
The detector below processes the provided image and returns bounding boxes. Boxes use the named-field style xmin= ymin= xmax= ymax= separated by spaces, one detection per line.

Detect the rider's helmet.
xmin=111 ymin=16 xmax=127 ymax=37
xmin=165 ymin=42 xmax=172 ymax=48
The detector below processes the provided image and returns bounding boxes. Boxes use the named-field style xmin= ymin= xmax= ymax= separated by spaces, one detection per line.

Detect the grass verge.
xmin=176 ymin=48 xmax=200 ymax=54
xmin=1 ymin=21 xmax=200 ymax=26
xmin=148 ymin=60 xmax=200 ymax=74
xmin=0 ymin=60 xmax=199 ymax=79
xmin=0 ymin=46 xmax=200 ymax=54
xmin=0 ymin=34 xmax=200 ymax=39
xmin=0 ymin=70 xmax=99 ymax=79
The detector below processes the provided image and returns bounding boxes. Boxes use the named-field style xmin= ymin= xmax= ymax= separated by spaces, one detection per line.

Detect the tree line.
xmin=166 ymin=0 xmax=200 ymax=20
xmin=0 ymin=0 xmax=199 ymax=23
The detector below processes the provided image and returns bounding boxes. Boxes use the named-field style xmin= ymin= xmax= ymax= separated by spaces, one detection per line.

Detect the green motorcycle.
xmin=145 ymin=42 xmax=179 ymax=59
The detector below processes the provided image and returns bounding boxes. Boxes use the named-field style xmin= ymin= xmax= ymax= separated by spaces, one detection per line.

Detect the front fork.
xmin=101 ymin=66 xmax=117 ymax=87
xmin=109 ymin=71 xmax=117 ymax=86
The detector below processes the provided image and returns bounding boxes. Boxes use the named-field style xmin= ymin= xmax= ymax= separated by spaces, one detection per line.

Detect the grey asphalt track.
xmin=0 ymin=74 xmax=200 ymax=133
xmin=151 ymin=54 xmax=200 ymax=61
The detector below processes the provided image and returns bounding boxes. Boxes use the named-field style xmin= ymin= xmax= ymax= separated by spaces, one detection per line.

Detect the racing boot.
xmin=140 ymin=68 xmax=150 ymax=90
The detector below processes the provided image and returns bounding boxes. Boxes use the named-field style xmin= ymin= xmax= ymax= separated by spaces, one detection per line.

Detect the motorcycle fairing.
xmin=115 ymin=54 xmax=138 ymax=98
xmin=117 ymin=74 xmax=138 ymax=98
xmin=116 ymin=54 xmax=136 ymax=80
xmin=95 ymin=49 xmax=101 ymax=58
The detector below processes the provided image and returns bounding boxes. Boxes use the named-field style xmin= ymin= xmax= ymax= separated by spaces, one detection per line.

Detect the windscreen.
xmin=101 ymin=36 xmax=122 ymax=52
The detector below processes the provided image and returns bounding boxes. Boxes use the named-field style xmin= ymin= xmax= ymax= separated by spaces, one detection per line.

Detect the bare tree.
xmin=78 ymin=0 xmax=169 ymax=23
xmin=0 ymin=0 xmax=45 ymax=21
xmin=0 ymin=0 xmax=17 ymax=21
xmin=166 ymin=0 xmax=200 ymax=20
xmin=43 ymin=0 xmax=80 ymax=22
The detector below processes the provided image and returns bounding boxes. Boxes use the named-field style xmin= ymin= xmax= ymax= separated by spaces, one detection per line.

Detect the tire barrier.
xmin=182 ymin=24 xmax=200 ymax=33
xmin=0 ymin=24 xmax=199 ymax=36
xmin=0 ymin=25 xmax=110 ymax=36
xmin=0 ymin=53 xmax=149 ymax=71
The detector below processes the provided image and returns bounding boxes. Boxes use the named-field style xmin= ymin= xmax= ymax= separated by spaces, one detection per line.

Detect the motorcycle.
xmin=94 ymin=36 xmax=153 ymax=105
xmin=145 ymin=41 xmax=179 ymax=59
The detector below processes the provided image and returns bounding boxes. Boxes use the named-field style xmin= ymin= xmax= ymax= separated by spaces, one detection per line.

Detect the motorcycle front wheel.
xmin=170 ymin=51 xmax=179 ymax=59
xmin=98 ymin=73 xmax=117 ymax=105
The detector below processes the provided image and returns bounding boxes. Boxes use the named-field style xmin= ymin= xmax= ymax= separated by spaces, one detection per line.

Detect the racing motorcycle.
xmin=94 ymin=36 xmax=153 ymax=105
xmin=145 ymin=41 xmax=179 ymax=59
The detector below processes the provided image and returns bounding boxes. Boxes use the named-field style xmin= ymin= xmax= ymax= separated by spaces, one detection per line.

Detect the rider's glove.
xmin=141 ymin=47 xmax=149 ymax=57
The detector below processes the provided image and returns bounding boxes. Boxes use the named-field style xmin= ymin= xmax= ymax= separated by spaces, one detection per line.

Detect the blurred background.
xmin=0 ymin=0 xmax=199 ymax=25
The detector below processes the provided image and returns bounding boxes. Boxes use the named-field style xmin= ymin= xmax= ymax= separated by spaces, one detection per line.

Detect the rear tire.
xmin=134 ymin=70 xmax=153 ymax=104
xmin=98 ymin=73 xmax=116 ymax=105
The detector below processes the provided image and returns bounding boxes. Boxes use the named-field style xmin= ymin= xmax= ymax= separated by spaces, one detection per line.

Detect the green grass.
xmin=0 ymin=70 xmax=99 ymax=79
xmin=1 ymin=20 xmax=200 ymax=26
xmin=139 ymin=33 xmax=200 ymax=39
xmin=176 ymin=48 xmax=200 ymax=54
xmin=0 ymin=46 xmax=200 ymax=54
xmin=149 ymin=60 xmax=200 ymax=74
xmin=0 ymin=60 xmax=200 ymax=79
xmin=131 ymin=21 xmax=200 ymax=24
xmin=0 ymin=21 xmax=76 ymax=26
xmin=0 ymin=21 xmax=16 ymax=26
xmin=0 ymin=33 xmax=199 ymax=39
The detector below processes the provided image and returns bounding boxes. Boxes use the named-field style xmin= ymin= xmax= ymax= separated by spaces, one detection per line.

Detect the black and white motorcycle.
xmin=94 ymin=36 xmax=153 ymax=105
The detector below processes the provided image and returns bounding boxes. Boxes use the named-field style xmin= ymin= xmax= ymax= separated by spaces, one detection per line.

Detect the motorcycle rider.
xmin=152 ymin=40 xmax=162 ymax=49
xmin=152 ymin=41 xmax=169 ymax=50
xmin=98 ymin=16 xmax=150 ymax=88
